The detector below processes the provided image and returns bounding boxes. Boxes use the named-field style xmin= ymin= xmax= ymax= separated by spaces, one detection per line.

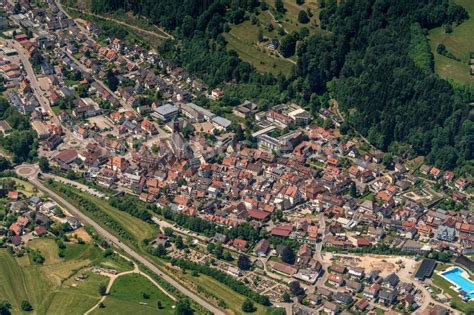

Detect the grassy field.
xmin=62 ymin=242 xmax=133 ymax=273
xmin=223 ymin=20 xmax=294 ymax=76
xmin=224 ymin=0 xmax=326 ymax=76
xmin=93 ymin=274 xmax=175 ymax=315
xmin=432 ymin=273 xmax=474 ymax=312
xmin=0 ymin=249 xmax=30 ymax=313
xmin=268 ymin=0 xmax=321 ymax=33
xmin=0 ymin=242 xmax=108 ymax=315
xmin=45 ymin=272 xmax=106 ymax=315
xmin=86 ymin=197 xmax=156 ymax=244
xmin=428 ymin=0 xmax=474 ymax=86
xmin=180 ymin=272 xmax=276 ymax=315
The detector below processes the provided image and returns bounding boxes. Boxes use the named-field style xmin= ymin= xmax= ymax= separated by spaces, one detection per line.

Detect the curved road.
xmin=16 ymin=165 xmax=224 ymax=315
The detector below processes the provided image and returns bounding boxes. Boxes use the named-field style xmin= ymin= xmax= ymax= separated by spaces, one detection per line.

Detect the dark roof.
xmin=9 ymin=235 xmax=22 ymax=246
xmin=383 ymin=273 xmax=399 ymax=287
xmin=214 ymin=232 xmax=228 ymax=243
xmin=317 ymin=287 xmax=334 ymax=297
xmin=379 ymin=289 xmax=397 ymax=300
xmin=414 ymin=258 xmax=436 ymax=280
xmin=255 ymin=239 xmax=270 ymax=253
xmin=335 ymin=292 xmax=352 ymax=305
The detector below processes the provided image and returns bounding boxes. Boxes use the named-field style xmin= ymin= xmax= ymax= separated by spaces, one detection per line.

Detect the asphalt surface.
xmin=17 ymin=165 xmax=224 ymax=315
xmin=9 ymin=40 xmax=59 ymax=125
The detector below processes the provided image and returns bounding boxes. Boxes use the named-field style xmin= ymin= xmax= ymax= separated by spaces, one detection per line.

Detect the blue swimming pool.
xmin=441 ymin=267 xmax=474 ymax=299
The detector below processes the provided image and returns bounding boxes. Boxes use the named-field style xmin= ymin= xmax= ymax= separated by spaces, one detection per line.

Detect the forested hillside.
xmin=89 ymin=0 xmax=473 ymax=173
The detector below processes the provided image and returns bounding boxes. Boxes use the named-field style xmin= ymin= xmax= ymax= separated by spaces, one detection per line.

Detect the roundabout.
xmin=15 ymin=164 xmax=39 ymax=179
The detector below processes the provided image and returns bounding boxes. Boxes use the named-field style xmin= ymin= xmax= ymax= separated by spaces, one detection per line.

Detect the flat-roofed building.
xmin=154 ymin=103 xmax=179 ymax=122
xmin=414 ymin=258 xmax=436 ymax=281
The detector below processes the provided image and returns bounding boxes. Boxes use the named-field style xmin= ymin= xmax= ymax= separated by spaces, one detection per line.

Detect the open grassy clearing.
xmin=428 ymin=0 xmax=474 ymax=86
xmin=92 ymin=297 xmax=163 ymax=315
xmin=0 ymin=249 xmax=29 ymax=313
xmin=85 ymin=197 xmax=156 ymax=243
xmin=28 ymin=238 xmax=63 ymax=265
xmin=0 ymin=245 xmax=106 ymax=315
xmin=268 ymin=0 xmax=321 ymax=33
xmin=224 ymin=20 xmax=294 ymax=76
xmin=93 ymin=273 xmax=175 ymax=315
xmin=0 ymin=235 xmax=137 ymax=315
xmin=6 ymin=177 xmax=38 ymax=197
xmin=62 ymin=242 xmax=133 ymax=272
xmin=224 ymin=1 xmax=327 ymax=76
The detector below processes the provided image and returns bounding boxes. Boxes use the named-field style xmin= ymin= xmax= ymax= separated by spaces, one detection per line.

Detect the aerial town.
xmin=0 ymin=0 xmax=472 ymax=315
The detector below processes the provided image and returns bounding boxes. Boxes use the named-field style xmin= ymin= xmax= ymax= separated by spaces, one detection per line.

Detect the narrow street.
xmin=63 ymin=50 xmax=134 ymax=112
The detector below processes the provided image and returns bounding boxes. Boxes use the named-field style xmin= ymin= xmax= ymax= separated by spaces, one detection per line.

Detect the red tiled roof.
xmin=356 ymin=238 xmax=371 ymax=246
xmin=232 ymin=238 xmax=247 ymax=250
xmin=247 ymin=209 xmax=270 ymax=220
xmin=7 ymin=191 xmax=19 ymax=200
xmin=271 ymin=225 xmax=293 ymax=237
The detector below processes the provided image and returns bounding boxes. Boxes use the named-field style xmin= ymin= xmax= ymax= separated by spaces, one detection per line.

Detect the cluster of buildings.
xmin=0 ymin=0 xmax=472 ymax=313
xmin=1 ymin=187 xmax=81 ymax=248
xmin=308 ymin=268 xmax=424 ymax=313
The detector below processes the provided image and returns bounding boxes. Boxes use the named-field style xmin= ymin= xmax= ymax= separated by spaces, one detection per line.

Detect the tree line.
xmin=0 ymin=97 xmax=38 ymax=163
xmin=46 ymin=180 xmax=135 ymax=242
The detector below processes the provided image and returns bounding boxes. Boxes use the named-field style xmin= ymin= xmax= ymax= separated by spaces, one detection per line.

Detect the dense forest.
xmin=90 ymin=0 xmax=473 ymax=174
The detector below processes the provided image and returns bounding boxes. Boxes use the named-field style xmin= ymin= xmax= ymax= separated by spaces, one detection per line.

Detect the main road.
xmin=7 ymin=39 xmax=60 ymax=126
xmin=6 ymin=39 xmax=77 ymax=142
xmin=16 ymin=164 xmax=224 ymax=315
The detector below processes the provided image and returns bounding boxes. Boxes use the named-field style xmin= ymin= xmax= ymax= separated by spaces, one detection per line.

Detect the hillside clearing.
xmin=428 ymin=0 xmax=474 ymax=86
